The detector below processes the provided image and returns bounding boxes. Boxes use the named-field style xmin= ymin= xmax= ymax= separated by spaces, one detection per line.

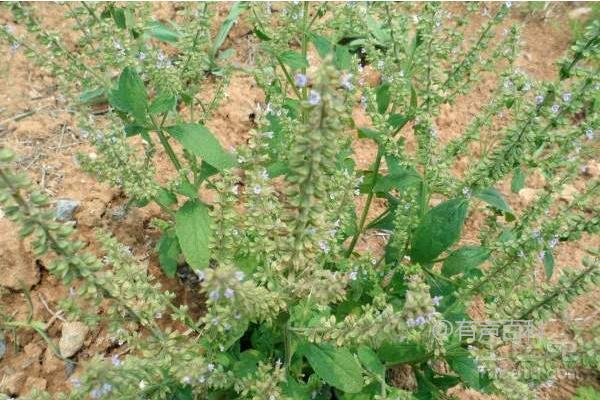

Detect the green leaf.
xmin=167 ymin=123 xmax=236 ymax=171
xmin=149 ymin=93 xmax=177 ymax=115
xmin=410 ymin=199 xmax=469 ymax=264
xmin=475 ymin=187 xmax=512 ymax=213
xmin=373 ymin=167 xmax=421 ymax=193
xmin=442 ymin=246 xmax=490 ymax=277
xmin=311 ymin=34 xmax=333 ymax=58
xmin=109 ymin=67 xmax=148 ymax=123
xmin=112 ymin=8 xmax=128 ymax=29
xmin=175 ymin=200 xmax=211 ymax=269
xmin=334 ymin=45 xmax=351 ymax=70
xmin=377 ymin=341 xmax=428 ymax=365
xmin=211 ymin=2 xmax=245 ymax=57
xmin=280 ymin=50 xmax=309 ymax=69
xmin=157 ymin=232 xmax=180 ymax=278
xmin=376 ymin=83 xmax=390 ymax=114
xmin=254 ymin=28 xmax=271 ymax=41
xmin=543 ymin=250 xmax=554 ymax=279
xmin=357 ymin=346 xmax=384 ymax=377
xmin=170 ymin=385 xmax=193 ymax=400
xmin=511 ymin=167 xmax=525 ymax=193
xmin=148 ymin=21 xmax=180 ymax=43
xmin=388 ymin=114 xmax=410 ymax=129
xmin=448 ymin=353 xmax=483 ymax=390
xmin=156 ymin=187 xmax=177 ymax=207
xmin=79 ymin=87 xmax=106 ymax=105
xmin=305 ymin=343 xmax=364 ymax=393
xmin=357 ymin=127 xmax=382 ymax=144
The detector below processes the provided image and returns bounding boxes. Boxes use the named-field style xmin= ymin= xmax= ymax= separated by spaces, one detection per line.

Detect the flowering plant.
xmin=1 ymin=2 xmax=599 ymax=399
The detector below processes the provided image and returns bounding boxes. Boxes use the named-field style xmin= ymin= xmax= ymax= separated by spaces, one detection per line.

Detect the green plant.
xmin=1 ymin=2 xmax=599 ymax=400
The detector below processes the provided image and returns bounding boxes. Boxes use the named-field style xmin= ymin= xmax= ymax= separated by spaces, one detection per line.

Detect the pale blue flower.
xmin=308 ymin=90 xmax=321 ymax=105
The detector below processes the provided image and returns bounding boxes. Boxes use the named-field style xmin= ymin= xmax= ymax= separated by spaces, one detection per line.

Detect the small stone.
xmin=59 ymin=321 xmax=89 ymax=358
xmin=559 ymin=184 xmax=578 ymax=203
xmin=568 ymin=7 xmax=592 ymax=19
xmin=55 ymin=198 xmax=80 ymax=221
xmin=584 ymin=160 xmax=599 ymax=178
xmin=42 ymin=348 xmax=63 ymax=374
xmin=3 ymin=371 xmax=26 ymax=395
xmin=21 ymin=377 xmax=47 ymax=395
xmin=518 ymin=188 xmax=539 ymax=206
xmin=0 ymin=220 xmax=40 ymax=291
xmin=23 ymin=343 xmax=43 ymax=361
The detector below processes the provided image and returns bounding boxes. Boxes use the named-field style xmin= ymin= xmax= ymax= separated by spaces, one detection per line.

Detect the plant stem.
xmin=346 ymin=148 xmax=383 ymax=257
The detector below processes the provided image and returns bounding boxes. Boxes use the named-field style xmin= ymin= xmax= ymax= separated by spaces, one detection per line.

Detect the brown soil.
xmin=0 ymin=3 xmax=598 ymax=399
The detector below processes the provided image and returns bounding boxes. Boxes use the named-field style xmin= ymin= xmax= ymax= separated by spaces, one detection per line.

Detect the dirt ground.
xmin=0 ymin=2 xmax=598 ymax=399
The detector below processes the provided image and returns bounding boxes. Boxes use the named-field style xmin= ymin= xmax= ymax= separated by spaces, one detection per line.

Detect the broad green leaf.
xmin=280 ymin=50 xmax=309 ymax=69
xmin=448 ymin=353 xmax=484 ymax=390
xmin=366 ymin=15 xmax=390 ymax=44
xmin=357 ymin=346 xmax=385 ymax=377
xmin=157 ymin=232 xmax=180 ymax=278
xmin=175 ymin=200 xmax=211 ymax=269
xmin=373 ymin=168 xmax=421 ymax=193
xmin=334 ymin=45 xmax=351 ymax=70
xmin=388 ymin=114 xmax=410 ymax=129
xmin=156 ymin=187 xmax=177 ymax=207
xmin=79 ymin=87 xmax=106 ymax=105
xmin=149 ymin=93 xmax=177 ymax=115
xmin=377 ymin=341 xmax=428 ymax=365
xmin=511 ymin=167 xmax=525 ymax=193
xmin=376 ymin=83 xmax=390 ymax=114
xmin=211 ymin=2 xmax=245 ymax=57
xmin=410 ymin=199 xmax=469 ymax=263
xmin=311 ymin=34 xmax=333 ymax=58
xmin=167 ymin=123 xmax=236 ymax=171
xmin=109 ymin=67 xmax=148 ymax=123
xmin=170 ymin=385 xmax=193 ymax=400
xmin=148 ymin=21 xmax=180 ymax=43
xmin=475 ymin=187 xmax=512 ymax=213
xmin=543 ymin=250 xmax=554 ymax=279
xmin=305 ymin=343 xmax=364 ymax=393
xmin=337 ymin=383 xmax=380 ymax=400
xmin=442 ymin=246 xmax=490 ymax=277
xmin=357 ymin=127 xmax=382 ymax=144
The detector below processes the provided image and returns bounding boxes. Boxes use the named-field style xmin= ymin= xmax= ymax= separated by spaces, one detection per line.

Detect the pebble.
xmin=55 ymin=198 xmax=80 ymax=221
xmin=59 ymin=321 xmax=89 ymax=358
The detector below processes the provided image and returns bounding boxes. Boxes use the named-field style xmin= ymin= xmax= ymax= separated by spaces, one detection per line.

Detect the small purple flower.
xmin=551 ymin=104 xmax=560 ymax=114
xmin=349 ymin=271 xmax=358 ymax=281
xmin=432 ymin=296 xmax=443 ymax=306
xmin=207 ymin=363 xmax=215 ymax=372
xmin=9 ymin=42 xmax=20 ymax=53
xmin=111 ymin=355 xmax=121 ymax=367
xmin=535 ymin=95 xmax=545 ymax=105
xmin=585 ymin=128 xmax=594 ymax=141
xmin=415 ymin=316 xmax=427 ymax=326
xmin=406 ymin=318 xmax=416 ymax=327
xmin=462 ymin=187 xmax=472 ymax=198
xmin=253 ymin=184 xmax=262 ymax=195
xmin=537 ymin=250 xmax=546 ymax=261
xmin=235 ymin=271 xmax=245 ymax=281
xmin=318 ymin=240 xmax=330 ymax=253
xmin=308 ymin=90 xmax=321 ymax=106
xmin=504 ymin=1 xmax=512 ymax=8
xmin=562 ymin=92 xmax=572 ymax=102
xmin=182 ymin=376 xmax=192 ymax=384
xmin=196 ymin=269 xmax=206 ymax=281
xmin=209 ymin=290 xmax=220 ymax=301
xmin=294 ymin=73 xmax=307 ymax=88
xmin=548 ymin=236 xmax=559 ymax=248
xmin=340 ymin=74 xmax=354 ymax=91
xmin=224 ymin=288 xmax=235 ymax=299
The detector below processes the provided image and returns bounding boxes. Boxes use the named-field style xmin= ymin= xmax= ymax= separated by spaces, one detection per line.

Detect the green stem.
xmin=346 ymin=148 xmax=383 ymax=257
